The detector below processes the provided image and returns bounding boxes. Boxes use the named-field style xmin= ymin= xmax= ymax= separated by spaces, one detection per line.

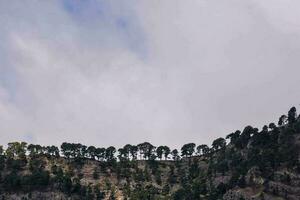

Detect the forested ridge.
xmin=0 ymin=107 xmax=300 ymax=200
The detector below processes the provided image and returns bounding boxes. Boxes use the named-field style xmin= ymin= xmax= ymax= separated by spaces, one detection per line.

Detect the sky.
xmin=0 ymin=0 xmax=300 ymax=149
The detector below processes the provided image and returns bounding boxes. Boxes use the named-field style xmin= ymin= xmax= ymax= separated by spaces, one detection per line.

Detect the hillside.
xmin=0 ymin=107 xmax=300 ymax=200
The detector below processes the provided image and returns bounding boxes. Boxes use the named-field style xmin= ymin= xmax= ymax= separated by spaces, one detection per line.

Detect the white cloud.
xmin=1 ymin=0 xmax=300 ymax=149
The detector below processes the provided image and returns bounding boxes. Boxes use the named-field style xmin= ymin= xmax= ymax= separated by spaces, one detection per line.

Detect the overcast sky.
xmin=0 ymin=0 xmax=300 ymax=149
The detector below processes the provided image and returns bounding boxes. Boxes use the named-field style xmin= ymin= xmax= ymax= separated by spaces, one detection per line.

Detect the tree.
xmin=156 ymin=146 xmax=171 ymax=160
xmin=27 ymin=144 xmax=43 ymax=157
xmin=61 ymin=143 xmax=87 ymax=159
xmin=212 ymin=138 xmax=226 ymax=151
xmin=123 ymin=144 xmax=132 ymax=160
xmin=171 ymin=149 xmax=180 ymax=161
xmin=105 ymin=146 xmax=116 ymax=162
xmin=0 ymin=146 xmax=4 ymax=170
xmin=95 ymin=148 xmax=106 ymax=161
xmin=196 ymin=144 xmax=209 ymax=156
xmin=45 ymin=146 xmax=60 ymax=157
xmin=156 ymin=146 xmax=164 ymax=160
xmin=240 ymin=126 xmax=255 ymax=148
xmin=278 ymin=115 xmax=287 ymax=126
xmin=252 ymin=125 xmax=270 ymax=147
xmin=181 ymin=143 xmax=195 ymax=157
xmin=226 ymin=130 xmax=241 ymax=146
xmin=137 ymin=142 xmax=156 ymax=160
xmin=79 ymin=144 xmax=87 ymax=158
xmin=6 ymin=142 xmax=27 ymax=159
xmin=288 ymin=107 xmax=297 ymax=124
xmin=61 ymin=143 xmax=71 ymax=158
xmin=163 ymin=146 xmax=171 ymax=160
xmin=269 ymin=123 xmax=277 ymax=130
xmin=118 ymin=148 xmax=127 ymax=161
xmin=87 ymin=146 xmax=97 ymax=160
xmin=130 ymin=145 xmax=138 ymax=160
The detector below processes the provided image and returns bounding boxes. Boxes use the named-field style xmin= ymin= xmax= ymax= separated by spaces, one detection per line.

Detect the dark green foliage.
xmin=226 ymin=130 xmax=241 ymax=146
xmin=87 ymin=146 xmax=97 ymax=160
xmin=0 ymin=155 xmax=5 ymax=171
xmin=3 ymin=171 xmax=21 ymax=190
xmin=129 ymin=185 xmax=158 ymax=200
xmin=172 ymin=188 xmax=189 ymax=200
xmin=21 ymin=169 xmax=50 ymax=190
xmin=6 ymin=158 xmax=27 ymax=170
xmin=278 ymin=115 xmax=287 ymax=126
xmin=137 ymin=142 xmax=156 ymax=160
xmin=95 ymin=147 xmax=106 ymax=161
xmin=105 ymin=146 xmax=116 ymax=162
xmin=181 ymin=143 xmax=195 ymax=157
xmin=212 ymin=137 xmax=226 ymax=151
xmin=0 ymin=106 xmax=299 ymax=199
xmin=171 ymin=149 xmax=180 ymax=161
xmin=288 ymin=107 xmax=297 ymax=124
xmin=196 ymin=144 xmax=210 ymax=157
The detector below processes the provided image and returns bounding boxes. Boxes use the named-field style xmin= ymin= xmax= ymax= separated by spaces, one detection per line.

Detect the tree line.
xmin=0 ymin=106 xmax=299 ymax=199
xmin=1 ymin=107 xmax=299 ymax=163
xmin=1 ymin=141 xmax=203 ymax=162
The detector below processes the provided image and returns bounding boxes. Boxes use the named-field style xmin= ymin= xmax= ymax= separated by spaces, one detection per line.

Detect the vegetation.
xmin=0 ymin=106 xmax=300 ymax=199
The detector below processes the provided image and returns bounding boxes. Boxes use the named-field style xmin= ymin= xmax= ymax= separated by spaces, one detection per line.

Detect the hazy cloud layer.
xmin=0 ymin=0 xmax=300 ymax=148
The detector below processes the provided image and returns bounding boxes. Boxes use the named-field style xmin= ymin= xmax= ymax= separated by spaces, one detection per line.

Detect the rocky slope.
xmin=0 ymin=107 xmax=300 ymax=200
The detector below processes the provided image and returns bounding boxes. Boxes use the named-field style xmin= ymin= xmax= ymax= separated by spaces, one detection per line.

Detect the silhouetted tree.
xmin=156 ymin=146 xmax=164 ymax=160
xmin=61 ymin=143 xmax=72 ymax=159
xmin=196 ymin=144 xmax=209 ymax=156
xmin=269 ymin=123 xmax=277 ymax=130
xmin=27 ymin=144 xmax=43 ymax=157
xmin=156 ymin=146 xmax=170 ymax=160
xmin=105 ymin=146 xmax=116 ymax=162
xmin=212 ymin=138 xmax=226 ymax=151
xmin=48 ymin=145 xmax=60 ymax=157
xmin=130 ymin=145 xmax=138 ymax=160
xmin=118 ymin=148 xmax=127 ymax=161
xmin=226 ymin=130 xmax=241 ymax=146
xmin=95 ymin=148 xmax=106 ymax=161
xmin=137 ymin=142 xmax=156 ymax=160
xmin=80 ymin=144 xmax=87 ymax=158
xmin=288 ymin=107 xmax=297 ymax=124
xmin=278 ymin=115 xmax=287 ymax=126
xmin=240 ymin=126 xmax=255 ymax=148
xmin=123 ymin=144 xmax=132 ymax=160
xmin=163 ymin=146 xmax=171 ymax=160
xmin=87 ymin=146 xmax=97 ymax=160
xmin=171 ymin=149 xmax=180 ymax=161
xmin=6 ymin=142 xmax=27 ymax=160
xmin=181 ymin=143 xmax=195 ymax=157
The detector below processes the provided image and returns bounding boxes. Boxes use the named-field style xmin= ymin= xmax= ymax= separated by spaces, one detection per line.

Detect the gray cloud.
xmin=0 ymin=0 xmax=300 ymax=149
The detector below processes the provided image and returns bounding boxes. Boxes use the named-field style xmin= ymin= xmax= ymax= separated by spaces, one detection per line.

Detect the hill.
xmin=0 ymin=107 xmax=300 ymax=200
